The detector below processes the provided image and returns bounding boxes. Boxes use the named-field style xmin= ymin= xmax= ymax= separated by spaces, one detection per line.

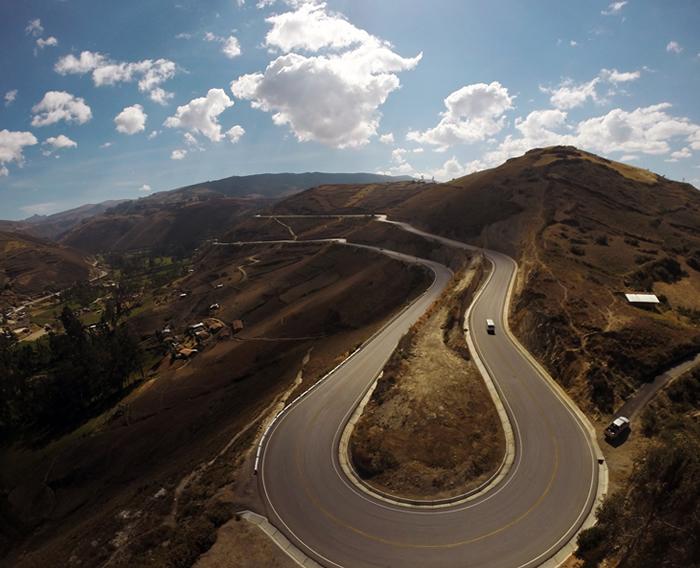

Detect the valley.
xmin=1 ymin=147 xmax=699 ymax=568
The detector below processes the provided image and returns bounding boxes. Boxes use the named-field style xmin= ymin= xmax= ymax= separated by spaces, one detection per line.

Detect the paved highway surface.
xmin=243 ymin=217 xmax=601 ymax=567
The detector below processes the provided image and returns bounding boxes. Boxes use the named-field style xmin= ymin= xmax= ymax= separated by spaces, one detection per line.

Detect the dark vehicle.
xmin=604 ymin=416 xmax=630 ymax=440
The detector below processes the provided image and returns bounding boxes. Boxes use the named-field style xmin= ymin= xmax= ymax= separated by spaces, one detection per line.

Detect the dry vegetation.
xmin=349 ymin=257 xmax=505 ymax=500
xmin=0 ymin=230 xmax=91 ymax=310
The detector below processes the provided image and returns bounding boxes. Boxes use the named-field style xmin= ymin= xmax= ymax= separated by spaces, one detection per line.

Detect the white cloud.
xmin=472 ymin=103 xmax=700 ymax=172
xmin=226 ymin=125 xmax=245 ymax=143
xmin=600 ymin=68 xmax=641 ymax=83
xmin=4 ymin=90 xmax=17 ymax=107
xmin=54 ymin=51 xmax=176 ymax=102
xmin=231 ymin=3 xmax=421 ymax=149
xmin=149 ymin=87 xmax=174 ymax=105
xmin=541 ymin=78 xmax=600 ymax=110
xmin=205 ymin=32 xmax=243 ymax=58
xmin=0 ymin=130 xmax=39 ymax=173
xmin=0 ymin=166 xmax=8 ymax=177
xmin=25 ymin=19 xmax=43 ymax=37
xmin=31 ymin=91 xmax=92 ymax=127
xmin=379 ymin=133 xmax=394 ymax=144
xmin=164 ymin=88 xmax=234 ymax=142
xmin=43 ymin=135 xmax=77 ymax=149
xmin=100 ymin=142 xmax=112 ymax=149
xmin=601 ymin=1 xmax=627 ymax=15
xmin=147 ymin=130 xmax=160 ymax=140
xmin=406 ymin=82 xmax=514 ymax=149
xmin=114 ymin=104 xmax=147 ymax=135
xmin=619 ymin=154 xmax=638 ymax=161
xmin=222 ymin=36 xmax=242 ymax=58
xmin=54 ymin=51 xmax=108 ymax=74
xmin=139 ymin=184 xmax=152 ymax=192
xmin=184 ymin=132 xmax=200 ymax=147
xmin=264 ymin=2 xmax=371 ymax=52
xmin=176 ymin=32 xmax=193 ymax=40
xmin=665 ymin=147 xmax=692 ymax=162
xmin=689 ymin=131 xmax=700 ymax=151
xmin=171 ymin=149 xmax=187 ymax=160
xmin=570 ymin=40 xmax=578 ymax=47
xmin=36 ymin=36 xmax=58 ymax=50
xmin=666 ymin=41 xmax=683 ymax=54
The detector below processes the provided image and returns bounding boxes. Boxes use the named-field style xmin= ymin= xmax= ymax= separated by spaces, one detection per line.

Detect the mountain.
xmin=0 ymin=231 xmax=91 ymax=303
xmin=57 ymin=172 xmax=410 ymax=254
xmin=142 ymin=172 xmax=413 ymax=204
xmin=0 ymin=201 xmax=129 ymax=241
xmin=275 ymin=146 xmax=700 ymax=414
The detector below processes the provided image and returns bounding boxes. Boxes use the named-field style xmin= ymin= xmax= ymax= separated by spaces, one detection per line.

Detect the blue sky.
xmin=1 ymin=0 xmax=699 ymax=220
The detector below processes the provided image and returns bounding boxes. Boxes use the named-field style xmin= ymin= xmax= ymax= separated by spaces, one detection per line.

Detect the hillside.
xmin=0 ymin=201 xmax=128 ymax=241
xmin=0 ymin=231 xmax=90 ymax=301
xmin=60 ymin=197 xmax=267 ymax=254
xmin=275 ymin=146 xmax=700 ymax=415
xmin=145 ymin=172 xmax=412 ymax=204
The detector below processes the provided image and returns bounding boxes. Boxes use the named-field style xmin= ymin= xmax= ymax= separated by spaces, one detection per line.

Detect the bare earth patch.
xmin=194 ymin=516 xmax=296 ymax=568
xmin=349 ymin=258 xmax=506 ymax=500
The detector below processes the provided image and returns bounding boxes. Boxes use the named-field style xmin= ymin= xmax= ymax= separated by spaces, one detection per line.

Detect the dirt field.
xmin=350 ymin=258 xmax=505 ymax=500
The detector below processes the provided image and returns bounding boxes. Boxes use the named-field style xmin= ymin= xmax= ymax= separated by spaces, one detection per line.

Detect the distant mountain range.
xmin=0 ymin=172 xmax=411 ymax=243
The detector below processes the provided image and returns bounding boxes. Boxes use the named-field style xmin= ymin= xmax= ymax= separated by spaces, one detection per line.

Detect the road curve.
xmin=251 ymin=218 xmax=601 ymax=568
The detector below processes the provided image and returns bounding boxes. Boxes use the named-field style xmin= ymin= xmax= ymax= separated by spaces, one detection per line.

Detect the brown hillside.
xmin=0 ymin=231 xmax=90 ymax=299
xmin=276 ymin=146 xmax=700 ymax=415
xmin=61 ymin=197 xmax=268 ymax=254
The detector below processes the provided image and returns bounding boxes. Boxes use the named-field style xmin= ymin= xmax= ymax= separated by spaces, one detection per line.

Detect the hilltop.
xmin=274 ymin=146 xmax=700 ymax=414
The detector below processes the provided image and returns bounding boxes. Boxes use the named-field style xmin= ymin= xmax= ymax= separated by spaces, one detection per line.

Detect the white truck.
xmin=486 ymin=319 xmax=496 ymax=334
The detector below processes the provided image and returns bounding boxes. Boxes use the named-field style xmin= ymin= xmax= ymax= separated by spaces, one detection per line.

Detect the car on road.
xmin=604 ymin=416 xmax=630 ymax=440
xmin=486 ymin=319 xmax=496 ymax=334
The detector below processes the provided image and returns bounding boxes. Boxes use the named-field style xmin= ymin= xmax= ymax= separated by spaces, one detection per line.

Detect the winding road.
xmin=234 ymin=216 xmax=605 ymax=567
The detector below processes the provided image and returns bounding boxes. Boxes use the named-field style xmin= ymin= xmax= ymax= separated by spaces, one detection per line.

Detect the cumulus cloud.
xmin=379 ymin=133 xmax=394 ymax=144
xmin=666 ymin=41 xmax=683 ymax=54
xmin=0 ymin=130 xmax=39 ymax=174
xmin=100 ymin=142 xmax=112 ymax=149
xmin=54 ymin=51 xmax=176 ymax=104
xmin=601 ymin=1 xmax=627 ymax=15
xmin=25 ymin=19 xmax=43 ymax=37
xmin=406 ymin=82 xmax=514 ymax=149
xmin=114 ymin=104 xmax=147 ymax=135
xmin=0 ymin=166 xmax=8 ymax=177
xmin=541 ymin=78 xmax=600 ymax=110
xmin=226 ymin=125 xmax=245 ymax=143
xmin=264 ymin=2 xmax=371 ymax=52
xmin=231 ymin=2 xmax=421 ymax=148
xmin=43 ymin=135 xmax=77 ymax=149
xmin=139 ymin=184 xmax=152 ymax=192
xmin=31 ymin=91 xmax=92 ymax=127
xmin=470 ymin=103 xmax=700 ymax=173
xmin=171 ymin=149 xmax=187 ymax=160
xmin=4 ymin=90 xmax=17 ymax=106
xmin=665 ymin=147 xmax=692 ymax=162
xmin=599 ymin=68 xmax=641 ymax=83
xmin=164 ymin=88 xmax=234 ymax=142
xmin=36 ymin=36 xmax=58 ymax=50
xmin=222 ymin=36 xmax=242 ymax=58
xmin=204 ymin=32 xmax=242 ymax=59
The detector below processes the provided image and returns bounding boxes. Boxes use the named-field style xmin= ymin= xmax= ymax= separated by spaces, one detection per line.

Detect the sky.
xmin=1 ymin=0 xmax=699 ymax=220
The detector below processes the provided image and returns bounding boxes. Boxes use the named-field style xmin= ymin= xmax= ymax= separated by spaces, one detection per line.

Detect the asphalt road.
xmin=251 ymin=218 xmax=600 ymax=568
